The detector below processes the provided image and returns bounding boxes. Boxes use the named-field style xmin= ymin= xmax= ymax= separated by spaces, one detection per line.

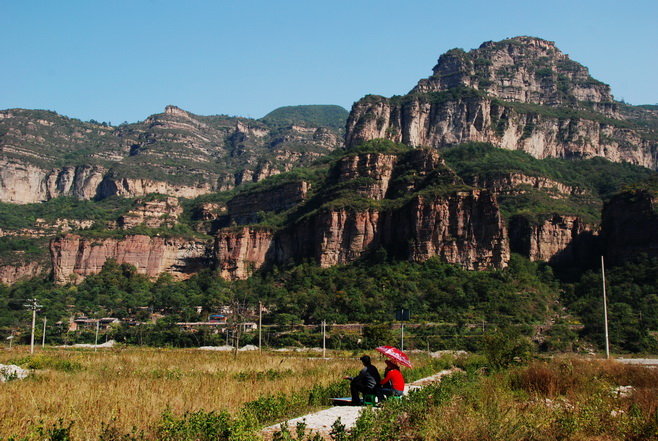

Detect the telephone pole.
xmin=322 ymin=320 xmax=326 ymax=358
xmin=601 ymin=256 xmax=610 ymax=359
xmin=41 ymin=317 xmax=47 ymax=348
xmin=23 ymin=299 xmax=42 ymax=354
xmin=94 ymin=319 xmax=100 ymax=352
xmin=258 ymin=301 xmax=262 ymax=352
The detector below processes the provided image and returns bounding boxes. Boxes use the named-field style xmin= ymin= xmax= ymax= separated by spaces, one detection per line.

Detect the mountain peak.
xmin=164 ymin=105 xmax=189 ymax=117
xmin=413 ymin=36 xmax=614 ymax=112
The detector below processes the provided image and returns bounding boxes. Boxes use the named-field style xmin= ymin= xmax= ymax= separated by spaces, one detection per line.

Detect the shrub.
xmin=481 ymin=327 xmax=532 ymax=369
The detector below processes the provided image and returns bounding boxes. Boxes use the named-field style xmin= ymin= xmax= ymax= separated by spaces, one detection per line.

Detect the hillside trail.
xmin=262 ymin=367 xmax=461 ymax=439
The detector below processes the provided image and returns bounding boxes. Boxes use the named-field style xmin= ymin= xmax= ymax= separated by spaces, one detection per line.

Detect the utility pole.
xmin=258 ymin=301 xmax=262 ymax=352
xmin=23 ymin=299 xmax=42 ymax=354
xmin=94 ymin=319 xmax=100 ymax=352
xmin=41 ymin=318 xmax=47 ymax=348
xmin=601 ymin=256 xmax=610 ymax=359
xmin=322 ymin=320 xmax=326 ymax=358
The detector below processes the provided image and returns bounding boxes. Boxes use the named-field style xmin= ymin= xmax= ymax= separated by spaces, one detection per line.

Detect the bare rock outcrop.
xmin=50 ymin=234 xmax=210 ymax=284
xmin=227 ymin=181 xmax=309 ymax=224
xmin=467 ymin=172 xmax=585 ymax=197
xmin=346 ymin=37 xmax=657 ymax=168
xmin=214 ymin=150 xmax=509 ymax=280
xmin=215 ymin=227 xmax=274 ymax=279
xmin=332 ymin=154 xmax=398 ymax=199
xmin=346 ymin=93 xmax=656 ymax=168
xmin=0 ymin=261 xmax=47 ymax=285
xmin=414 ymin=37 xmax=615 ymax=113
xmin=97 ymin=177 xmax=212 ymax=199
xmin=509 ymin=214 xmax=596 ymax=265
xmin=117 ymin=197 xmax=183 ymax=229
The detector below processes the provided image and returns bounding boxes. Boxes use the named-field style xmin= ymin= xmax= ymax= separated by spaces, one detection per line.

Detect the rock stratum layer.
xmin=50 ymin=234 xmax=210 ymax=283
xmin=3 ymin=36 xmax=658 ymax=284
xmin=213 ymin=149 xmax=509 ymax=279
xmin=346 ymin=37 xmax=658 ymax=168
xmin=0 ymin=105 xmax=344 ymax=203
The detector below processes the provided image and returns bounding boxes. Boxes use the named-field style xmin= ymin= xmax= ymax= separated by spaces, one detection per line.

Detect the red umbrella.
xmin=375 ymin=346 xmax=412 ymax=368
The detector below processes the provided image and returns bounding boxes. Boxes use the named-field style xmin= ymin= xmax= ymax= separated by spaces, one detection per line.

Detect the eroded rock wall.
xmin=50 ymin=234 xmax=210 ymax=283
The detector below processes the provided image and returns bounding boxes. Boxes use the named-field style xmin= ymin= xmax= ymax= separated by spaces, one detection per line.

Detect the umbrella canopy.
xmin=375 ymin=345 xmax=412 ymax=368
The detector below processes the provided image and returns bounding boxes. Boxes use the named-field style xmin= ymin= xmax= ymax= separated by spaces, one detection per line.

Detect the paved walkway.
xmin=617 ymin=358 xmax=658 ymax=367
xmin=262 ymin=368 xmax=460 ymax=439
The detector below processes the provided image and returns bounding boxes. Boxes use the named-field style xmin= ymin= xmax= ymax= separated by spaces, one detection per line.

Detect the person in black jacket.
xmin=344 ymin=355 xmax=381 ymax=405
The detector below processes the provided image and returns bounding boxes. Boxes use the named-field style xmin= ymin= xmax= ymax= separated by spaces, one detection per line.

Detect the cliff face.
xmin=466 ymin=172 xmax=585 ymax=197
xmin=50 ymin=234 xmax=210 ymax=283
xmin=226 ymin=181 xmax=309 ymax=224
xmin=0 ymin=105 xmax=344 ymax=203
xmin=0 ymin=261 xmax=47 ymax=285
xmin=215 ymin=227 xmax=274 ymax=279
xmin=0 ymin=160 xmax=106 ymax=203
xmin=346 ymin=93 xmax=656 ymax=168
xmin=346 ymin=37 xmax=657 ymax=168
xmin=400 ymin=191 xmax=509 ymax=269
xmin=332 ymin=154 xmax=398 ymax=199
xmin=602 ymin=190 xmax=658 ymax=264
xmin=214 ymin=149 xmax=509 ymax=279
xmin=117 ymin=197 xmax=182 ymax=229
xmin=509 ymin=214 xmax=596 ymax=265
xmin=414 ymin=37 xmax=615 ymax=112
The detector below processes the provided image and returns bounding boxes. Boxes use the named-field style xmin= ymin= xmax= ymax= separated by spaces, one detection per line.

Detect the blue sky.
xmin=1 ymin=0 xmax=656 ymax=124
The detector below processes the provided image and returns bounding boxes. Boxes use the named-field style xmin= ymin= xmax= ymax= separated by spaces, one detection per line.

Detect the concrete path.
xmin=262 ymin=368 xmax=460 ymax=439
xmin=617 ymin=358 xmax=658 ymax=367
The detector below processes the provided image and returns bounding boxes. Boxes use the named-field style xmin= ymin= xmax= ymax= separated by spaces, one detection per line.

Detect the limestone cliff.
xmin=214 ymin=227 xmax=275 ymax=279
xmin=509 ymin=214 xmax=597 ymax=265
xmin=117 ymin=197 xmax=182 ymax=229
xmin=466 ymin=172 xmax=585 ymax=197
xmin=50 ymin=234 xmax=210 ymax=283
xmin=0 ymin=105 xmax=344 ymax=203
xmin=346 ymin=37 xmax=657 ymax=168
xmin=226 ymin=181 xmax=310 ymax=225
xmin=413 ymin=37 xmax=615 ymax=113
xmin=0 ymin=261 xmax=47 ymax=285
xmin=214 ymin=149 xmax=509 ymax=279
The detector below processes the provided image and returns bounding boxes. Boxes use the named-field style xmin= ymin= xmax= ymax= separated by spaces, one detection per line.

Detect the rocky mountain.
xmin=23 ymin=139 xmax=649 ymax=284
xmin=3 ymin=36 xmax=658 ymax=286
xmin=0 ymin=105 xmax=346 ymax=204
xmin=346 ymin=37 xmax=658 ymax=168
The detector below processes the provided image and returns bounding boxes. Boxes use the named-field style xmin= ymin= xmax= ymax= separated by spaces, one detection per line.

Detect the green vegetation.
xmin=0 ymin=196 xmax=134 ymax=230
xmin=341 ymin=360 xmax=658 ymax=441
xmin=443 ymin=142 xmax=655 ymax=223
xmin=493 ymin=98 xmax=635 ymax=129
xmin=0 ymin=237 xmax=49 ymax=261
xmin=0 ymin=254 xmax=561 ymax=349
xmin=261 ymin=105 xmax=349 ymax=130
xmin=389 ymin=86 xmax=486 ymax=109
xmin=563 ymin=255 xmax=658 ymax=353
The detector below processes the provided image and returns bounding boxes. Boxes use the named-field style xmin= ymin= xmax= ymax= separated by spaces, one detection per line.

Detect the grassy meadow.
xmin=0 ymin=346 xmax=373 ymax=440
xmin=347 ymin=359 xmax=658 ymax=441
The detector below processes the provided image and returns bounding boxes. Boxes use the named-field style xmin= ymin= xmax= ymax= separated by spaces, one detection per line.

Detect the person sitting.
xmin=380 ymin=359 xmax=405 ymax=398
xmin=344 ymin=355 xmax=381 ymax=405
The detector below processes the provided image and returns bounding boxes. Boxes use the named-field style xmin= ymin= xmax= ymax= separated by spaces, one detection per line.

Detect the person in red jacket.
xmin=380 ymin=359 xmax=405 ymax=398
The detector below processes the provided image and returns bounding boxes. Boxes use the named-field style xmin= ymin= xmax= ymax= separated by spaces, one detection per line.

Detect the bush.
xmin=156 ymin=410 xmax=254 ymax=441
xmin=481 ymin=327 xmax=532 ymax=369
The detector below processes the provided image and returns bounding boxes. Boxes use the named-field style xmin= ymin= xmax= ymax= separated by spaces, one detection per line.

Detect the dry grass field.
xmin=0 ymin=346 xmax=379 ymax=440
